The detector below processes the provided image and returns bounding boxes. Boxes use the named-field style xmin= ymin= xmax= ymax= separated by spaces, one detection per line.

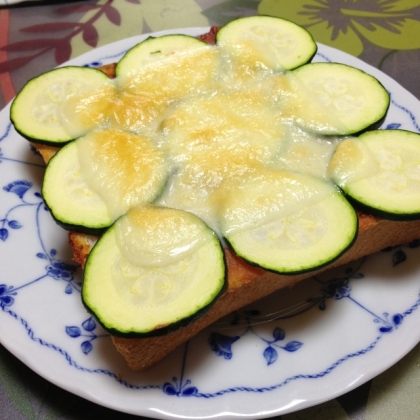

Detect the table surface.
xmin=1 ymin=1 xmax=420 ymax=419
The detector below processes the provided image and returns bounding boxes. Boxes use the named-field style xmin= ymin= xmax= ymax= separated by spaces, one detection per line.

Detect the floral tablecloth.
xmin=1 ymin=1 xmax=420 ymax=419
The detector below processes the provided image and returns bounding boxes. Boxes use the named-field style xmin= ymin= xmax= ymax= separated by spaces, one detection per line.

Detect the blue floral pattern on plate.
xmin=1 ymin=30 xmax=420 ymax=419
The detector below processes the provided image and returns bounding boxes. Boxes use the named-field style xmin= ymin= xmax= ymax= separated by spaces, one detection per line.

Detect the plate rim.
xmin=1 ymin=26 xmax=420 ymax=419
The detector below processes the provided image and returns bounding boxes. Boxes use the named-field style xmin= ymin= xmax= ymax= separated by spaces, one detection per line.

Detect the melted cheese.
xmin=328 ymin=138 xmax=379 ymax=186
xmin=220 ymin=169 xmax=337 ymax=235
xmin=157 ymin=86 xmax=284 ymax=228
xmin=114 ymin=206 xmax=210 ymax=267
xmin=271 ymin=73 xmax=349 ymax=134
xmin=108 ymin=90 xmax=170 ymax=133
xmin=118 ymin=46 xmax=220 ymax=100
xmin=58 ymin=42 xmax=367 ymax=247
xmin=77 ymin=128 xmax=167 ymax=220
xmin=340 ymin=133 xmax=420 ymax=198
xmin=275 ymin=124 xmax=342 ymax=180
xmin=59 ymin=80 xmax=116 ymax=138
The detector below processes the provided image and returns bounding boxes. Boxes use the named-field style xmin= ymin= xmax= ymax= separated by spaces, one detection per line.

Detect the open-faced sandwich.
xmin=10 ymin=16 xmax=420 ymax=370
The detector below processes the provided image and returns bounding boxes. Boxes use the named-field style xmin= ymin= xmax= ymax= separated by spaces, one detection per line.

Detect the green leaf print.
xmin=259 ymin=0 xmax=420 ymax=56
xmin=384 ymin=0 xmax=420 ymax=12
xmin=353 ymin=18 xmax=420 ymax=49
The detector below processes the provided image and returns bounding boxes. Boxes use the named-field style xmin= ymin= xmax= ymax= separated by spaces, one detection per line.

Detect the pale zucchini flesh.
xmin=42 ymin=128 xmax=168 ymax=233
xmin=216 ymin=15 xmax=317 ymax=71
xmin=220 ymin=170 xmax=358 ymax=274
xmin=82 ymin=206 xmax=226 ymax=337
xmin=286 ymin=63 xmax=390 ymax=135
xmin=116 ymin=34 xmax=219 ymax=103
xmin=42 ymin=141 xmax=111 ymax=234
xmin=115 ymin=34 xmax=208 ymax=77
xmin=329 ymin=129 xmax=420 ymax=220
xmin=10 ymin=66 xmax=113 ymax=145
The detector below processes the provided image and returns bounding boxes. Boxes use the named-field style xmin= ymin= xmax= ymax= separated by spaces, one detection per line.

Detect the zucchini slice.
xmin=216 ymin=15 xmax=317 ymax=71
xmin=82 ymin=206 xmax=226 ymax=337
xmin=220 ymin=169 xmax=358 ymax=274
xmin=42 ymin=128 xmax=168 ymax=233
xmin=116 ymin=34 xmax=208 ymax=76
xmin=116 ymin=35 xmax=218 ymax=100
xmin=10 ymin=66 xmax=114 ymax=145
xmin=281 ymin=62 xmax=390 ymax=135
xmin=329 ymin=129 xmax=420 ymax=220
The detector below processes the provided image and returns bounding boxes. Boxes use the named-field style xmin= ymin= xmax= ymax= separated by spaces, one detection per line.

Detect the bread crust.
xmin=30 ymin=28 xmax=420 ymax=370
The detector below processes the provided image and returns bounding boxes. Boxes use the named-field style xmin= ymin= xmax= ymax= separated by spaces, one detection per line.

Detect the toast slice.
xmin=29 ymin=27 xmax=420 ymax=371
xmin=66 ymin=216 xmax=420 ymax=370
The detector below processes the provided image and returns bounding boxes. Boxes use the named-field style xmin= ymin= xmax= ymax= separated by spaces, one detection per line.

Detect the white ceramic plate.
xmin=1 ymin=28 xmax=420 ymax=419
